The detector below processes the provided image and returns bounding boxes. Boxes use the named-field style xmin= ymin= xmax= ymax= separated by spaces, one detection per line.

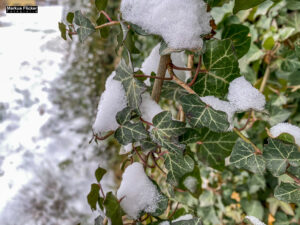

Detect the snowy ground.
xmin=0 ymin=5 xmax=113 ymax=225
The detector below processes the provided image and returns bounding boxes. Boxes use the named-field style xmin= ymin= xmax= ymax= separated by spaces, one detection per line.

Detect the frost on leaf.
xmin=263 ymin=138 xmax=300 ymax=177
xmin=245 ymin=215 xmax=266 ymax=225
xmin=230 ymin=138 xmax=266 ymax=175
xmin=120 ymin=0 xmax=211 ymax=50
xmin=117 ymin=163 xmax=167 ymax=219
xmin=274 ymin=182 xmax=300 ymax=204
xmin=74 ymin=10 xmax=96 ymax=43
xmin=179 ymin=94 xmax=230 ymax=132
xmin=270 ymin=122 xmax=300 ymax=146
xmin=139 ymin=92 xmax=163 ymax=123
xmin=192 ymin=39 xmax=240 ymax=97
xmin=93 ymin=72 xmax=128 ymax=135
xmin=227 ymin=76 xmax=266 ymax=112
xmin=115 ymin=59 xmax=147 ymax=110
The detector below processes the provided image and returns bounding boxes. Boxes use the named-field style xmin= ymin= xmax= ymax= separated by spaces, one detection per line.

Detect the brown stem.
xmin=98 ymin=183 xmax=106 ymax=199
xmin=100 ymin=10 xmax=112 ymax=22
xmin=168 ymin=202 xmax=179 ymax=219
xmin=94 ymin=21 xmax=120 ymax=30
xmin=238 ymin=111 xmax=252 ymax=131
xmin=134 ymin=74 xmax=172 ymax=81
xmin=169 ymin=63 xmax=192 ymax=71
xmin=188 ymin=55 xmax=203 ymax=87
xmin=134 ymin=145 xmax=155 ymax=168
xmin=94 ymin=131 xmax=114 ymax=141
xmin=233 ymin=128 xmax=262 ymax=155
xmin=259 ymin=66 xmax=270 ymax=93
xmin=286 ymin=172 xmax=300 ymax=185
xmin=151 ymin=55 xmax=171 ymax=102
xmin=140 ymin=117 xmax=153 ymax=126
xmin=151 ymin=153 xmax=167 ymax=175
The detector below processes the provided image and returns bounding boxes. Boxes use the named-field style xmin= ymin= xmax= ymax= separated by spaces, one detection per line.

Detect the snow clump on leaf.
xmin=93 ymin=72 xmax=128 ymax=134
xmin=140 ymin=92 xmax=163 ymax=123
xmin=270 ymin=122 xmax=300 ymax=146
xmin=120 ymin=0 xmax=212 ymax=50
xmin=245 ymin=216 xmax=266 ymax=225
xmin=227 ymin=76 xmax=266 ymax=112
xmin=117 ymin=162 xmax=161 ymax=219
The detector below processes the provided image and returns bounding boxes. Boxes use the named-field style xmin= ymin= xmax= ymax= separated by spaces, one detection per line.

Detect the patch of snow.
xmin=93 ymin=72 xmax=128 ymax=134
xmin=183 ymin=176 xmax=198 ymax=193
xmin=173 ymin=214 xmax=193 ymax=222
xmin=120 ymin=0 xmax=211 ymax=49
xmin=159 ymin=222 xmax=170 ymax=225
xmin=200 ymin=96 xmax=236 ymax=130
xmin=270 ymin=123 xmax=300 ymax=146
xmin=117 ymin=162 xmax=161 ymax=219
xmin=245 ymin=216 xmax=266 ymax=225
xmin=140 ymin=92 xmax=163 ymax=123
xmin=141 ymin=44 xmax=186 ymax=86
xmin=227 ymin=76 xmax=266 ymax=112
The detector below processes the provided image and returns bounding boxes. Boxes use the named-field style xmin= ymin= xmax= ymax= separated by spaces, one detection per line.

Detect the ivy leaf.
xmin=263 ymin=138 xmax=300 ymax=177
xmin=230 ymin=139 xmax=266 ymax=175
xmin=74 ymin=10 xmax=96 ymax=43
xmin=164 ymin=152 xmax=194 ymax=186
xmin=151 ymin=111 xmax=186 ymax=153
xmin=192 ymin=39 xmax=240 ymax=97
xmin=94 ymin=215 xmax=104 ymax=225
xmin=58 ymin=22 xmax=67 ymax=40
xmin=179 ymin=166 xmax=202 ymax=198
xmin=179 ymin=94 xmax=230 ymax=132
xmin=277 ymin=133 xmax=296 ymax=145
xmin=140 ymin=137 xmax=158 ymax=152
xmin=233 ymin=0 xmax=266 ymax=14
xmin=181 ymin=128 xmax=238 ymax=170
xmin=87 ymin=183 xmax=100 ymax=211
xmin=66 ymin=12 xmax=74 ymax=24
xmin=160 ymin=82 xmax=189 ymax=101
xmin=115 ymin=122 xmax=148 ymax=145
xmin=95 ymin=167 xmax=107 ymax=183
xmin=115 ymin=59 xmax=146 ymax=109
xmin=116 ymin=107 xmax=132 ymax=125
xmin=222 ymin=24 xmax=251 ymax=59
xmin=96 ymin=14 xmax=110 ymax=38
xmin=204 ymin=0 xmax=230 ymax=7
xmin=172 ymin=218 xmax=203 ymax=225
xmin=149 ymin=180 xmax=169 ymax=217
xmin=95 ymin=0 xmax=108 ymax=11
xmin=104 ymin=192 xmax=124 ymax=225
xmin=274 ymin=182 xmax=300 ymax=204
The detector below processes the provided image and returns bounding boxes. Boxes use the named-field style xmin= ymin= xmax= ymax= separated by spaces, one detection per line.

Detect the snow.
xmin=245 ymin=216 xmax=266 ymax=225
xmin=93 ymin=72 xmax=128 ymax=134
xmin=120 ymin=143 xmax=133 ymax=155
xmin=117 ymin=162 xmax=161 ymax=219
xmin=270 ymin=123 xmax=300 ymax=146
xmin=183 ymin=176 xmax=198 ymax=193
xmin=173 ymin=214 xmax=193 ymax=222
xmin=200 ymin=96 xmax=236 ymax=130
xmin=120 ymin=0 xmax=211 ymax=50
xmin=159 ymin=222 xmax=170 ymax=225
xmin=227 ymin=76 xmax=266 ymax=112
xmin=141 ymin=44 xmax=186 ymax=86
xmin=140 ymin=92 xmax=163 ymax=123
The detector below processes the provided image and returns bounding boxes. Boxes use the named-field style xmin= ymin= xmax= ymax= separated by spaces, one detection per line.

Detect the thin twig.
xmin=286 ymin=172 xmax=300 ymax=185
xmin=134 ymin=74 xmax=172 ymax=80
xmin=169 ymin=63 xmax=193 ymax=71
xmin=94 ymin=131 xmax=114 ymax=141
xmin=95 ymin=21 xmax=120 ymax=30
xmin=151 ymin=153 xmax=167 ymax=175
xmin=98 ymin=184 xmax=106 ymax=199
xmin=259 ymin=66 xmax=270 ymax=93
xmin=168 ymin=202 xmax=179 ymax=219
xmin=188 ymin=55 xmax=204 ymax=87
xmin=100 ymin=10 xmax=112 ymax=22
xmin=238 ymin=111 xmax=252 ymax=131
xmin=233 ymin=128 xmax=262 ymax=155
xmin=140 ymin=117 xmax=153 ymax=126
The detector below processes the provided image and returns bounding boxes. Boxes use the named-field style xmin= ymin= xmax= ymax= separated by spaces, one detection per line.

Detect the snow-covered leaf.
xmin=274 ymin=182 xmax=300 ymax=204
xmin=230 ymin=138 xmax=266 ymax=175
xmin=164 ymin=152 xmax=194 ymax=186
xmin=181 ymin=128 xmax=237 ymax=170
xmin=74 ymin=10 xmax=96 ymax=43
xmin=151 ymin=111 xmax=186 ymax=153
xmin=179 ymin=166 xmax=202 ymax=198
xmin=192 ymin=39 xmax=240 ymax=97
xmin=87 ymin=184 xmax=100 ymax=211
xmin=179 ymin=94 xmax=230 ymax=132
xmin=263 ymin=138 xmax=300 ymax=176
xmin=104 ymin=192 xmax=124 ymax=225
xmin=115 ymin=59 xmax=146 ymax=109
xmin=222 ymin=24 xmax=251 ymax=59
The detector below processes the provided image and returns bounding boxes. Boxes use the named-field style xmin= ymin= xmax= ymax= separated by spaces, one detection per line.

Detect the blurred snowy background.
xmin=0 ymin=0 xmax=120 ymax=224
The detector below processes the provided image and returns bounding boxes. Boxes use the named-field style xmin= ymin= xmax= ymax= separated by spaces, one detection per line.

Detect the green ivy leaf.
xmin=233 ymin=0 xmax=266 ymax=14
xmin=58 ymin=22 xmax=67 ymax=40
xmin=160 ymin=82 xmax=189 ymax=101
xmin=241 ymin=200 xmax=264 ymax=221
xmin=66 ymin=12 xmax=74 ymax=24
xmin=151 ymin=111 xmax=186 ymax=153
xmin=164 ymin=152 xmax=194 ymax=186
xmin=230 ymin=139 xmax=266 ymax=175
xmin=277 ymin=133 xmax=296 ymax=145
xmin=104 ymin=192 xmax=124 ymax=225
xmin=263 ymin=138 xmax=300 ymax=177
xmin=115 ymin=122 xmax=148 ymax=145
xmin=274 ymin=182 xmax=300 ymax=204
xmin=87 ymin=183 xmax=100 ymax=211
xmin=172 ymin=218 xmax=203 ymax=225
xmin=192 ymin=39 xmax=240 ymax=97
xmin=204 ymin=0 xmax=230 ymax=7
xmin=95 ymin=0 xmax=108 ymax=11
xmin=149 ymin=180 xmax=169 ymax=217
xmin=181 ymin=128 xmax=237 ymax=170
xmin=74 ymin=10 xmax=96 ymax=43
xmin=179 ymin=166 xmax=202 ymax=198
xmin=96 ymin=14 xmax=110 ymax=38
xmin=179 ymin=94 xmax=230 ymax=132
xmin=140 ymin=137 xmax=158 ymax=152
xmin=95 ymin=167 xmax=107 ymax=183
xmin=116 ymin=107 xmax=132 ymax=125
xmin=115 ymin=59 xmax=146 ymax=109
xmin=222 ymin=24 xmax=251 ymax=59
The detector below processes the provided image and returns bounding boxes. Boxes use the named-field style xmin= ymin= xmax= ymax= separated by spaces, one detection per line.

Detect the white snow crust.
xmin=120 ymin=0 xmax=212 ymax=49
xmin=117 ymin=163 xmax=161 ymax=219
